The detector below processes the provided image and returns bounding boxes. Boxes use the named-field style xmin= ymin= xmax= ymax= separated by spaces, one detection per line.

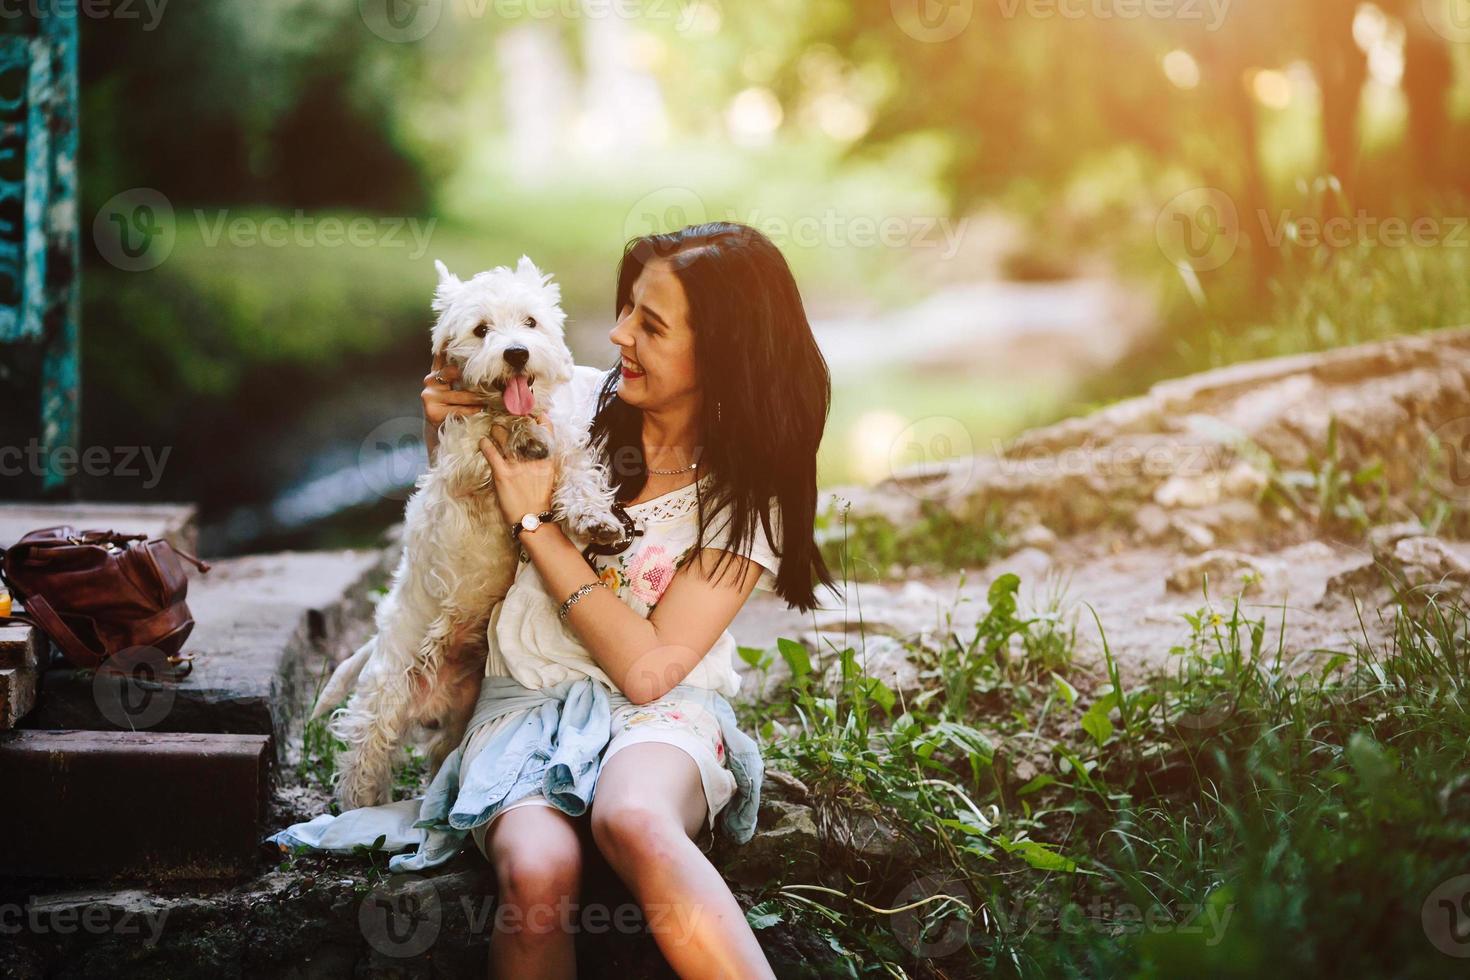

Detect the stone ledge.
xmin=17 ymin=549 xmax=391 ymax=775
xmin=0 ymin=502 xmax=199 ymax=553
xmin=0 ymin=729 xmax=271 ymax=880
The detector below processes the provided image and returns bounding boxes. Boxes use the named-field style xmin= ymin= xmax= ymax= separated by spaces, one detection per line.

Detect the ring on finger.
xmin=434 ymin=372 xmax=447 ymax=385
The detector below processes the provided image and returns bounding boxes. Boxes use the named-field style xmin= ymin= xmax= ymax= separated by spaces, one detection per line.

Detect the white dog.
xmin=310 ymin=256 xmax=623 ymax=810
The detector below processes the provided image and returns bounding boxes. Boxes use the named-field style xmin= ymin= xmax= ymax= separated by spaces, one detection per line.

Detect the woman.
xmin=423 ymin=222 xmax=839 ymax=978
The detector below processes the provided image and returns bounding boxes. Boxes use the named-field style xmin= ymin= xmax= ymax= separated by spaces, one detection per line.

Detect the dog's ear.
xmin=515 ymin=254 xmax=552 ymax=285
xmin=516 ymin=254 xmax=560 ymax=303
xmin=432 ymin=260 xmax=463 ymax=313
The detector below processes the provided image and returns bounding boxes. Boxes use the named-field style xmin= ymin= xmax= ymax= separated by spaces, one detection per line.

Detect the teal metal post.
xmin=0 ymin=12 xmax=79 ymax=494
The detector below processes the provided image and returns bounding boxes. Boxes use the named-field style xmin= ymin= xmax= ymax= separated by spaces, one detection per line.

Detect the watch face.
xmin=523 ymin=514 xmax=541 ymax=531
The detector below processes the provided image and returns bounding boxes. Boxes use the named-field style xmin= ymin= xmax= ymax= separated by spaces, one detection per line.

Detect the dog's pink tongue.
xmin=504 ymin=376 xmax=535 ymax=416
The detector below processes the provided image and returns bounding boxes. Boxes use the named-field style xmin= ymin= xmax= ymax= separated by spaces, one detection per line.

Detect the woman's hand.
xmin=422 ymin=352 xmax=489 ymax=426
xmin=480 ymin=415 xmax=559 ymax=526
xmin=422 ymin=352 xmax=489 ymax=462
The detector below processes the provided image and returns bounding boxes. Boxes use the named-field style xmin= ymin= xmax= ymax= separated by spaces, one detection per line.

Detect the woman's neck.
xmin=640 ymin=404 xmax=703 ymax=472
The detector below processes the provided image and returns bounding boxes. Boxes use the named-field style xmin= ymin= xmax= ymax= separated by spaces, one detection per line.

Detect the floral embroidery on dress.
xmin=624 ymin=544 xmax=680 ymax=605
xmin=597 ymin=565 xmax=624 ymax=593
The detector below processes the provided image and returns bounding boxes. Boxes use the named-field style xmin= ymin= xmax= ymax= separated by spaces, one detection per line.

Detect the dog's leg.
xmin=327 ymin=594 xmax=431 ymax=809
xmin=310 ymin=636 xmax=375 ymax=722
xmin=417 ymin=644 xmax=486 ymax=778
xmin=553 ymin=440 xmax=623 ymax=544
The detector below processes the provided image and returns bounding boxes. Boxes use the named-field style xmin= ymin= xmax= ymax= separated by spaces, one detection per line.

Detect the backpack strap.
xmin=10 ymin=593 xmax=105 ymax=669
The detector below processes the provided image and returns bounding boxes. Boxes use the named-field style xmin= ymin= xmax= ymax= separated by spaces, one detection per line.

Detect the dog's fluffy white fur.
xmin=310 ymin=256 xmax=622 ymax=810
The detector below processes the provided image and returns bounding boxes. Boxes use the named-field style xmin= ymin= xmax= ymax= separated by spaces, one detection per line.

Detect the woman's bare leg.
xmin=590 ymin=743 xmax=775 ymax=979
xmin=480 ymin=804 xmax=583 ymax=979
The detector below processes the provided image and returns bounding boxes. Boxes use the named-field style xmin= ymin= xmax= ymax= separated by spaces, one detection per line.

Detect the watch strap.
xmin=511 ymin=510 xmax=556 ymax=540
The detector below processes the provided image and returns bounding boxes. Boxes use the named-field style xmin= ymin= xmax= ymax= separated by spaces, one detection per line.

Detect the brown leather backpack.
xmin=0 ymin=526 xmax=210 ymax=677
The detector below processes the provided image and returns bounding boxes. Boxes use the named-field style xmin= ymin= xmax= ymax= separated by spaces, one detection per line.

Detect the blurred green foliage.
xmin=72 ymin=1 xmax=1470 ymax=526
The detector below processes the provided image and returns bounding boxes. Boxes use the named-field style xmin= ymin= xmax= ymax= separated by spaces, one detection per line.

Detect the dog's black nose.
xmin=503 ymin=346 xmax=529 ymax=370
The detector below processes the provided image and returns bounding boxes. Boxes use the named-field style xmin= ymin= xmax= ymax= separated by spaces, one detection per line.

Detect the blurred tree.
xmin=80 ymin=2 xmax=427 ymax=212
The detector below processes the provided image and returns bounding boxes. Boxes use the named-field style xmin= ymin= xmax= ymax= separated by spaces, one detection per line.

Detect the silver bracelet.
xmin=558 ymin=581 xmax=607 ymax=621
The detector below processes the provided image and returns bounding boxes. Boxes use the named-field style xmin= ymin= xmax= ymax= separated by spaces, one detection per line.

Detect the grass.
xmin=816 ymin=498 xmax=1009 ymax=582
xmin=738 ymin=570 xmax=1470 ymax=978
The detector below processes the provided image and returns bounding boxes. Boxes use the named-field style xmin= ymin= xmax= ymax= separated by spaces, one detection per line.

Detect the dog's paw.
xmin=517 ymin=438 xmax=550 ymax=461
xmin=574 ymin=512 xmax=627 ymax=546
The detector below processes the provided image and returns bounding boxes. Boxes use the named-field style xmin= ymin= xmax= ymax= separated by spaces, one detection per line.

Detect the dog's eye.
xmin=473 ymin=324 xmax=488 ymax=338
xmin=524 ymin=317 xmax=537 ymax=329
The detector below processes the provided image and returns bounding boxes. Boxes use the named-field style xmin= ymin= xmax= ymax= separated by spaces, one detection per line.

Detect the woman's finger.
xmin=425 ymin=354 xmax=461 ymax=388
xmin=438 ymin=389 xmax=487 ymax=406
xmin=479 ymin=436 xmax=504 ymax=473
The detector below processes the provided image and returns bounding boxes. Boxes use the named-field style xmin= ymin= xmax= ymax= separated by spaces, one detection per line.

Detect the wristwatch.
xmin=511 ymin=510 xmax=556 ymax=542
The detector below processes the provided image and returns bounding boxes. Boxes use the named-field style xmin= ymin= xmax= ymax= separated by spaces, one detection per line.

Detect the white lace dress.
xmin=483 ymin=365 xmax=783 ymax=700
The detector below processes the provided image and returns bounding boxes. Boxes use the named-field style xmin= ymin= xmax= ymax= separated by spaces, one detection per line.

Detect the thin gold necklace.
xmin=646 ymin=446 xmax=703 ymax=475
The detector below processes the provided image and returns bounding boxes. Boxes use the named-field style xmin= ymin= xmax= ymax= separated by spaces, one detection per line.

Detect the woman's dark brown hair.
xmin=587 ymin=222 xmax=841 ymax=613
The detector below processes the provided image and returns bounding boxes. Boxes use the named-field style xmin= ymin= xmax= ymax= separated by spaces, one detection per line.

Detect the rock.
xmin=1011 ymin=523 xmax=1058 ymax=552
xmin=1221 ymin=460 xmax=1269 ymax=500
xmin=843 ymin=327 xmax=1470 ymax=540
xmin=1325 ymin=535 xmax=1470 ymax=603
xmin=721 ymin=800 xmax=822 ymax=887
xmin=839 ymin=811 xmax=924 ymax=867
xmin=1166 ymin=550 xmax=1270 ymax=596
xmin=1368 ymin=521 xmax=1430 ymax=560
xmin=1133 ymin=502 xmax=1171 ymax=542
xmin=1154 ymin=474 xmax=1220 ymax=509
xmin=1170 ymin=516 xmax=1216 ymax=553
xmin=1391 ymin=537 xmax=1470 ymax=591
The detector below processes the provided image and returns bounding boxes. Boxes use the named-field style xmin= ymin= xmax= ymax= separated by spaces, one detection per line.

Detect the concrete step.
xmin=0 ymin=838 xmax=823 ymax=979
xmin=0 ymin=729 xmax=271 ymax=879
xmin=0 ymin=502 xmax=199 ymax=552
xmin=0 ymin=624 xmax=43 ymax=728
xmin=18 ymin=549 xmax=391 ymax=772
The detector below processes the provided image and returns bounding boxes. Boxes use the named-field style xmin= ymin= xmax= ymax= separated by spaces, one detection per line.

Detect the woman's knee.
xmin=487 ymin=815 xmax=583 ymax=920
xmin=590 ymin=800 xmax=687 ymax=867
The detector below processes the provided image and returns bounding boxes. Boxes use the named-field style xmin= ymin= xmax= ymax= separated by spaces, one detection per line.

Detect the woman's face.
xmin=609 ymin=259 xmax=700 ymax=412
